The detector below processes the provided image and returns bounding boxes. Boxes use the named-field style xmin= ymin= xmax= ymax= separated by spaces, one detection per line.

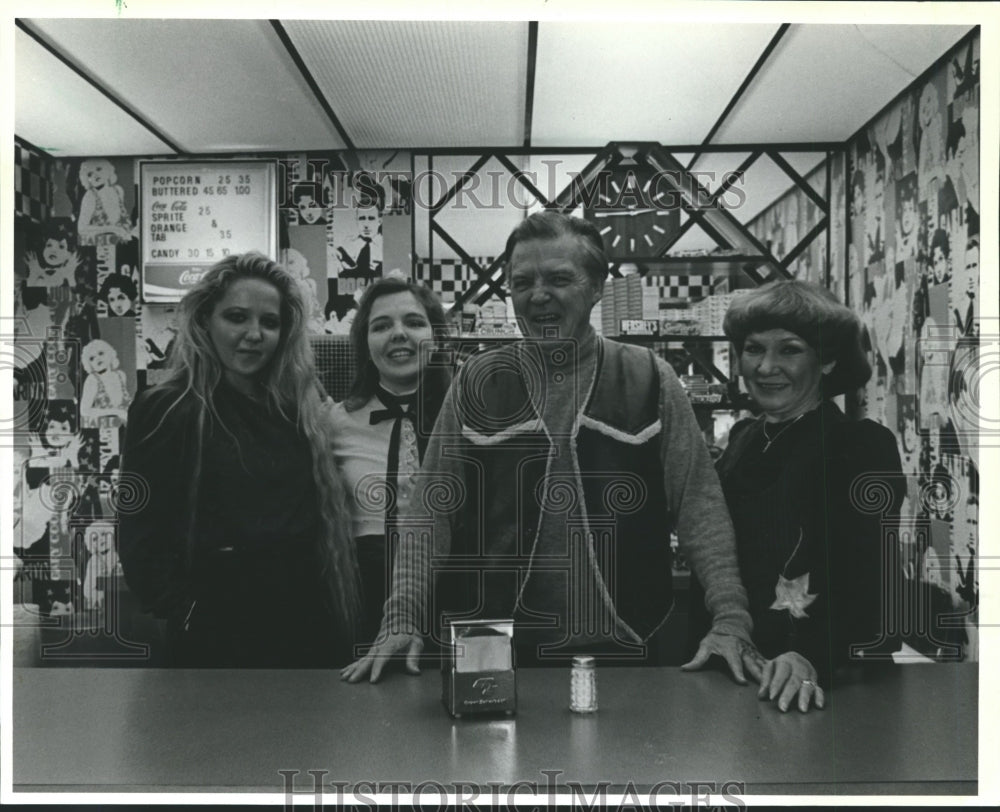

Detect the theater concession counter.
xmin=12 ymin=663 xmax=976 ymax=797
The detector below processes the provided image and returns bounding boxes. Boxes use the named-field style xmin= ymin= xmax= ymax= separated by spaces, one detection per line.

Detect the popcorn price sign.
xmin=140 ymin=160 xmax=277 ymax=302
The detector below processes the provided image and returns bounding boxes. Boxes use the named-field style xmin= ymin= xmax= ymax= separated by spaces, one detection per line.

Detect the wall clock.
xmin=583 ymin=163 xmax=681 ymax=261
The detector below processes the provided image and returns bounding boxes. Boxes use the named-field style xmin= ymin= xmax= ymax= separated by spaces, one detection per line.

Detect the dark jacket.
xmin=690 ymin=401 xmax=905 ymax=684
xmin=118 ymin=383 xmax=199 ymax=622
xmin=118 ymin=381 xmax=344 ymax=667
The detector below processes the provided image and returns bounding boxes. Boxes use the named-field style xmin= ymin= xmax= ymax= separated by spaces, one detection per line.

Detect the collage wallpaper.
xmin=747 ymin=34 xmax=980 ymax=660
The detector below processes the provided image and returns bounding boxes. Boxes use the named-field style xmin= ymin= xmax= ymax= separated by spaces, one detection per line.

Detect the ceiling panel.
xmin=22 ymin=18 xmax=348 ymax=155
xmin=531 ymin=22 xmax=782 ymax=147
xmin=713 ymin=23 xmax=974 ymax=144
xmin=15 ymin=27 xmax=173 ymax=157
xmin=11 ymin=18 xmax=979 ymax=160
xmin=284 ymin=20 xmax=527 ymax=148
xmin=853 ymin=24 xmax=976 ymax=76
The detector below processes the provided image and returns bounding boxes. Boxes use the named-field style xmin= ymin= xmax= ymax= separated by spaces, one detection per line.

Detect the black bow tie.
xmin=370 ymin=387 xmax=417 ymax=425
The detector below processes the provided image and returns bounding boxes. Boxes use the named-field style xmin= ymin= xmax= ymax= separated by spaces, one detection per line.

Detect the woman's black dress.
xmin=689 ymin=401 xmax=904 ymax=685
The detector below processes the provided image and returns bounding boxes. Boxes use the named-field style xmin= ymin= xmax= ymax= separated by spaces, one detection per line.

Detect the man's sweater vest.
xmin=445 ymin=339 xmax=674 ymax=641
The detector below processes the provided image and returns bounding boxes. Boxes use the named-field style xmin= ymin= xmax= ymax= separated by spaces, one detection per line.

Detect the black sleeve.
xmin=822 ymin=421 xmax=905 ymax=671
xmin=117 ymin=388 xmax=196 ymax=620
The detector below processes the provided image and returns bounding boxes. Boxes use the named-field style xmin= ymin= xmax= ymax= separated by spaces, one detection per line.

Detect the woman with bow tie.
xmin=328 ymin=278 xmax=452 ymax=644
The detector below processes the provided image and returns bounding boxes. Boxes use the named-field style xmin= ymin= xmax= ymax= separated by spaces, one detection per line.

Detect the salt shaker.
xmin=570 ymin=655 xmax=598 ymax=713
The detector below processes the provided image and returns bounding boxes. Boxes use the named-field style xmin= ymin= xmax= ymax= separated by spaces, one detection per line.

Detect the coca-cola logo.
xmin=179 ymin=269 xmax=206 ymax=286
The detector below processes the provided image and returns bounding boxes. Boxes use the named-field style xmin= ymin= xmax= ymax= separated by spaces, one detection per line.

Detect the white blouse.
xmin=328 ymin=395 xmax=419 ymax=539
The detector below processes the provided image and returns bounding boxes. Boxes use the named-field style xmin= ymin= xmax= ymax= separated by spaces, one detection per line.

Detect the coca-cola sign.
xmin=178 ymin=269 xmax=206 ymax=286
xmin=140 ymin=159 xmax=277 ymax=302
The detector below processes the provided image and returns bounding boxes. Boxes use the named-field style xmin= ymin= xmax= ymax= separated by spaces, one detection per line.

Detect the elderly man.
xmin=342 ymin=211 xmax=759 ymax=683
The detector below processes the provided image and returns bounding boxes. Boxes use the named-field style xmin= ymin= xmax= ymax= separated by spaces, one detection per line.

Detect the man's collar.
xmin=520 ymin=327 xmax=599 ymax=370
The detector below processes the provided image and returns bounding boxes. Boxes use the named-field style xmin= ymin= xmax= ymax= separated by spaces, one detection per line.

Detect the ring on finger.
xmin=801 ymin=678 xmax=816 ymax=687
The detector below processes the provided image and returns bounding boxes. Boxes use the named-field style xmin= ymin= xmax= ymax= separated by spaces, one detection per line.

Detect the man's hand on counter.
xmin=340 ymin=633 xmax=424 ymax=683
xmin=680 ymin=631 xmax=764 ymax=685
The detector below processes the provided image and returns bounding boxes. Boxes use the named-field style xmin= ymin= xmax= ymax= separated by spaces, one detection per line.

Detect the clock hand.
xmin=593 ymin=208 xmax=671 ymax=217
xmin=598 ymin=209 xmax=649 ymax=218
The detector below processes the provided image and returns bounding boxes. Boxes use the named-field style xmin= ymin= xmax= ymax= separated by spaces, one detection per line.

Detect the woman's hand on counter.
xmin=340 ymin=632 xmax=424 ymax=683
xmin=758 ymin=651 xmax=824 ymax=712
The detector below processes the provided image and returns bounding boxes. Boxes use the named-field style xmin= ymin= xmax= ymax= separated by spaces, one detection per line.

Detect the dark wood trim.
xmin=523 ymin=22 xmax=539 ymax=148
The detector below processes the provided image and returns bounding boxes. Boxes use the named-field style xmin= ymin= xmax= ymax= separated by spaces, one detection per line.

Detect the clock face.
xmin=584 ymin=164 xmax=681 ymax=260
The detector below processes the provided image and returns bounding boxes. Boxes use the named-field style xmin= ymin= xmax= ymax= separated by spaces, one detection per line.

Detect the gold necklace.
xmin=761 ymin=414 xmax=804 ymax=452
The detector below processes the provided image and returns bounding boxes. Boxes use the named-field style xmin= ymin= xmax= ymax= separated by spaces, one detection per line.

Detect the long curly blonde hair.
xmin=157 ymin=251 xmax=360 ymax=637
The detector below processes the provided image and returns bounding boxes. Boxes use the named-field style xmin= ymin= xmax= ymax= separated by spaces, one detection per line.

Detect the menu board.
xmin=140 ymin=160 xmax=278 ymax=302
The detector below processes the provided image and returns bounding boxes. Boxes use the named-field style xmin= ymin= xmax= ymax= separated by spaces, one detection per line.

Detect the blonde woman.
xmin=119 ymin=252 xmax=361 ymax=667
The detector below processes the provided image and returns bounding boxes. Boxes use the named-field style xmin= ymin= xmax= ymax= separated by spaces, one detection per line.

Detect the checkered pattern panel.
xmin=415 ymin=259 xmax=713 ymax=305
xmin=14 ymin=141 xmax=53 ymax=223
xmin=310 ymin=335 xmax=356 ymax=403
xmin=642 ymin=274 xmax=712 ymax=301
xmin=414 ymin=256 xmax=498 ymax=300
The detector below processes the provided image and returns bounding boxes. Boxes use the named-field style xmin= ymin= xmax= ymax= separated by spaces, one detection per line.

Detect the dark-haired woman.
xmin=327 ymin=277 xmax=452 ymax=643
xmin=689 ymin=280 xmax=904 ymax=712
xmin=119 ymin=252 xmax=361 ymax=667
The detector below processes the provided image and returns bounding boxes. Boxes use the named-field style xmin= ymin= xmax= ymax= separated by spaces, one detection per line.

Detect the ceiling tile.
xmin=853 ymin=24 xmax=976 ymax=76
xmin=713 ymin=23 xmax=974 ymax=144
xmin=15 ymin=27 xmax=173 ymax=157
xmin=284 ymin=20 xmax=527 ymax=148
xmin=23 ymin=18 xmax=348 ymax=155
xmin=531 ymin=22 xmax=782 ymax=147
